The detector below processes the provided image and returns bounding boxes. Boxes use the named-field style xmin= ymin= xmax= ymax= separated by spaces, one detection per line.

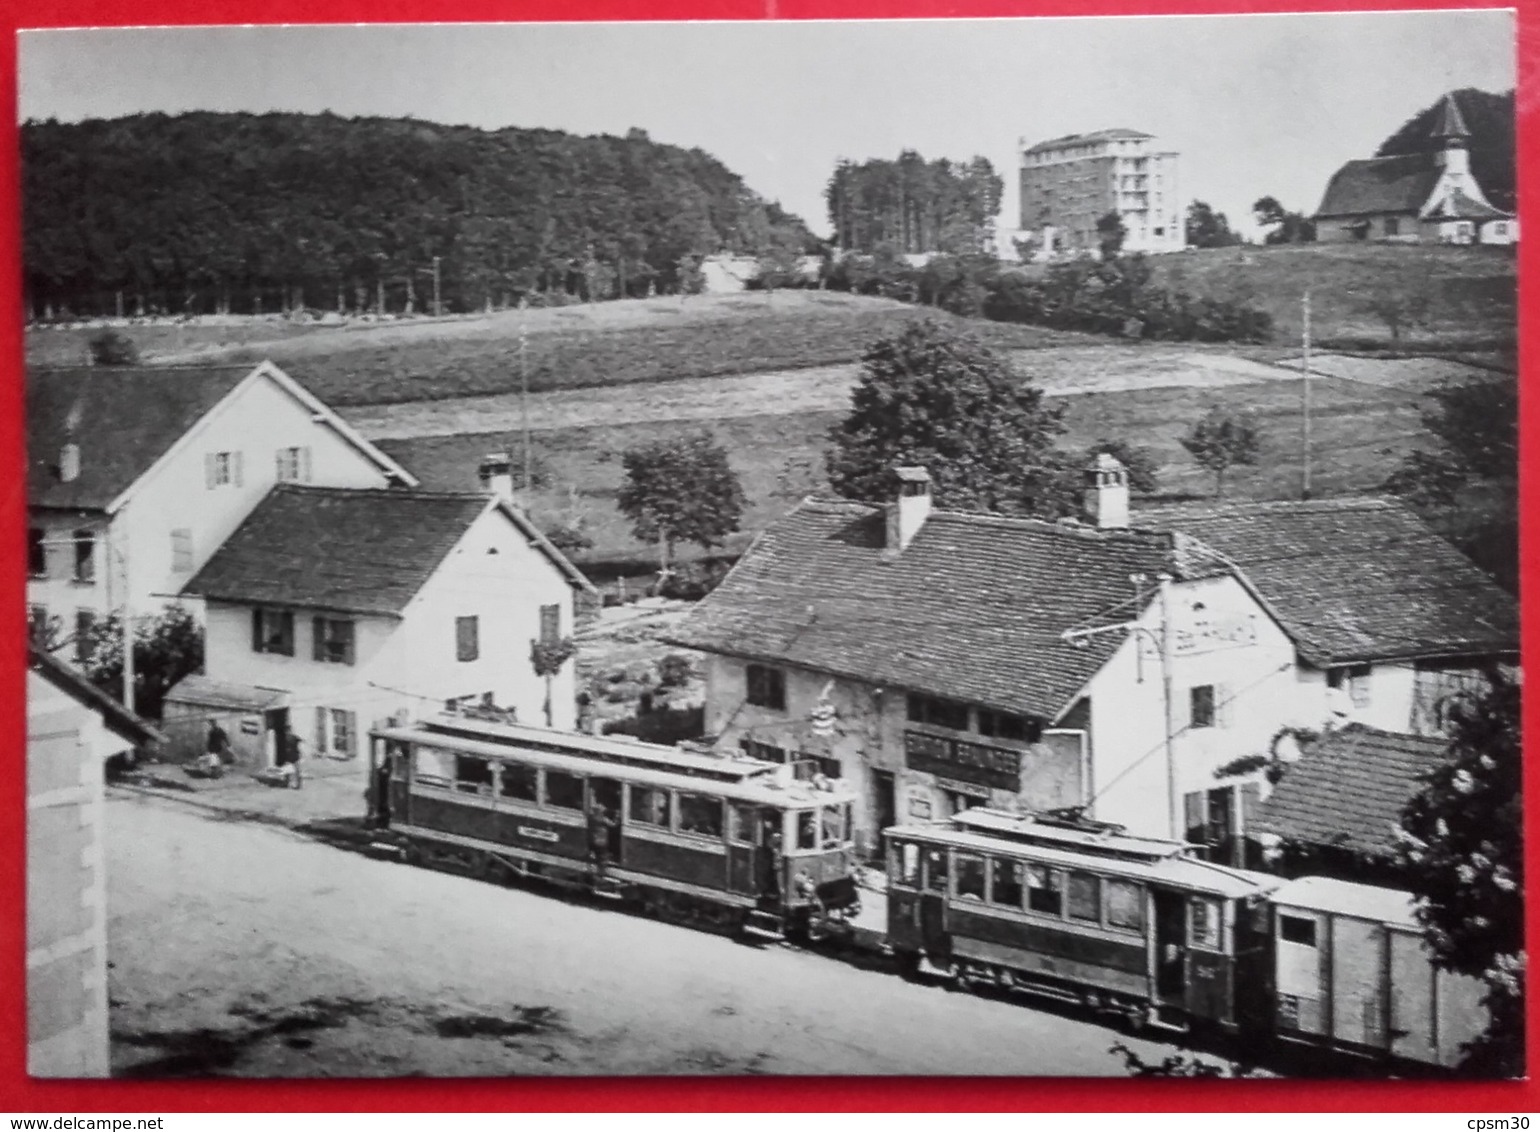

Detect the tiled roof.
xmin=183 ymin=485 xmax=498 ymax=618
xmin=1314 ymin=154 xmax=1441 ymax=219
xmin=1137 ymin=497 xmax=1517 ymax=665
xmin=1249 ymin=724 xmax=1451 ymax=859
xmin=29 ymin=646 xmax=164 ymax=745
xmin=1024 ymin=128 xmax=1153 ymax=154
xmin=662 ymin=499 xmax=1224 ymax=720
xmin=28 ymin=365 xmax=254 ymax=511
xmin=162 ymin=674 xmax=288 ymax=712
xmin=1426 ymin=187 xmax=1510 ymax=222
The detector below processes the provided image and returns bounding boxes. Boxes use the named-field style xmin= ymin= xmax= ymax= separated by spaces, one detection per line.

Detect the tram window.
xmin=678 ymin=793 xmax=724 ymax=838
xmin=385 ymin=741 xmax=410 ymax=776
xmin=923 ymin=848 xmax=948 ymax=892
xmin=894 ymin=842 xmax=921 ymax=888
xmin=1279 ymin=915 xmax=1317 ymax=948
xmin=727 ymin=802 xmax=758 ymax=844
xmin=1190 ymin=898 xmax=1222 ymax=950
xmin=1106 ymin=879 xmax=1145 ymax=932
xmin=955 ymin=855 xmax=986 ymax=901
xmin=412 ymin=747 xmax=454 ymax=790
xmin=1067 ymin=872 xmax=1102 ymax=923
xmin=796 ymin=810 xmax=818 ymax=850
xmin=1026 ymin=865 xmax=1062 ymax=916
xmin=821 ymin=805 xmax=844 ymax=848
xmin=454 ymin=756 xmax=494 ymax=795
xmin=544 ymin=769 xmax=585 ymax=811
xmin=499 ymin=762 xmax=539 ymax=803
xmin=629 ymin=785 xmax=669 ymax=826
xmin=990 ymin=858 xmax=1024 ymax=908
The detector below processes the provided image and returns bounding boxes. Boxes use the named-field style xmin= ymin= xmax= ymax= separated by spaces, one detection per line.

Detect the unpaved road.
xmin=107 ymin=790 xmax=1183 ymax=1078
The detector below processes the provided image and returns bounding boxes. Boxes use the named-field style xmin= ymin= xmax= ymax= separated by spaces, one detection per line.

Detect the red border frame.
xmin=1 ymin=0 xmax=1534 ymax=1111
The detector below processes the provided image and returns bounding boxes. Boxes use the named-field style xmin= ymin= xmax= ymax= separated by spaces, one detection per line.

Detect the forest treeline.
xmin=824 ymin=152 xmax=1003 ymax=256
xmin=21 ymin=112 xmax=818 ymax=319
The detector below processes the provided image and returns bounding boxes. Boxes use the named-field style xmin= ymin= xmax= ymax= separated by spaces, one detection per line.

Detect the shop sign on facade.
xmin=903 ymin=730 xmax=1021 ymax=792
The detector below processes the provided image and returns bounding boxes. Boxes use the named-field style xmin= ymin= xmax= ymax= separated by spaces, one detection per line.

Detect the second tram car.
xmin=368 ymin=714 xmax=862 ymax=939
xmin=884 ymin=808 xmax=1283 ymax=1032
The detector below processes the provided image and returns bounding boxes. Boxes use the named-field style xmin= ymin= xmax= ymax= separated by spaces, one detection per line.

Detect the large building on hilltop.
xmin=1017 ymin=128 xmax=1185 ymax=258
xmin=1314 ymin=93 xmax=1517 ymax=245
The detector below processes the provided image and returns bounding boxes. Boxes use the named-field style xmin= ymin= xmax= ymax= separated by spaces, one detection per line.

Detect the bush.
xmin=89 ymin=328 xmax=141 ymax=365
xmin=603 ymin=705 xmax=705 ymax=746
xmin=658 ymin=559 xmax=734 ymax=601
xmin=657 ymin=653 xmax=695 ymax=688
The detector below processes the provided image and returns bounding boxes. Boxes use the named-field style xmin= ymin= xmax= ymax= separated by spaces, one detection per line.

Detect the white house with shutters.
xmin=169 ymin=485 xmax=595 ymax=774
xmin=26 ymin=361 xmax=416 ymax=664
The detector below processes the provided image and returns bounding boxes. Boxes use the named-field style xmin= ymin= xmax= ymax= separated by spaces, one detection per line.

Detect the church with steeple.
xmin=1313 ymin=92 xmax=1517 ymax=245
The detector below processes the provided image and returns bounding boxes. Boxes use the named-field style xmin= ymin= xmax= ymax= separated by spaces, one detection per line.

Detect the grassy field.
xmin=1140 ymin=243 xmax=1517 ymax=354
xmin=27 ymin=291 xmax=1092 ymax=408
xmin=377 ymin=371 xmax=1436 ymax=567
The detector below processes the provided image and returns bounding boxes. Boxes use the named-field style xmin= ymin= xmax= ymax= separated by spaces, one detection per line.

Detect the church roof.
xmin=1425 ymin=187 xmax=1511 ymax=222
xmin=1314 ymin=154 xmax=1441 ymax=219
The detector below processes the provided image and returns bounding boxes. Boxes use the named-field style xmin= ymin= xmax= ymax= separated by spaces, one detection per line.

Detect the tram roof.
xmin=374 ymin=719 xmax=859 ymax=808
xmin=885 ymin=822 xmax=1280 ymax=900
xmin=948 ymin=808 xmax=1190 ymax=861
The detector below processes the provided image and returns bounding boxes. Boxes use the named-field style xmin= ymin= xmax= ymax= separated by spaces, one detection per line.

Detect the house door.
xmin=872 ymin=770 xmax=896 ymax=854
xmin=264 ymin=708 xmax=289 ymax=769
xmin=589 ymin=778 xmax=623 ymax=863
xmin=1153 ymin=889 xmax=1188 ymax=1004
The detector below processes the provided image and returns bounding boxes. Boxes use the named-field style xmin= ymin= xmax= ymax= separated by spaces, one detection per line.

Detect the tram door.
xmin=1153 ymin=889 xmax=1188 ymax=1003
xmin=590 ymin=778 xmax=624 ymax=864
xmin=919 ymin=847 xmax=949 ymax=956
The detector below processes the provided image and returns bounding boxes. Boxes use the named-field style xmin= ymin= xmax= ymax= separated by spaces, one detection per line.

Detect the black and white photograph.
xmin=19 ymin=10 xmax=1521 ymax=1081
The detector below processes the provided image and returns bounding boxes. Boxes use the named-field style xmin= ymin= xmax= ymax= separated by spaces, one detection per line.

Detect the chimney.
xmin=887 ymin=466 xmax=932 ymax=551
xmin=1083 ymin=453 xmax=1129 ymax=530
xmin=478 ymin=452 xmax=515 ymax=503
xmin=59 ymin=443 xmax=80 ymax=484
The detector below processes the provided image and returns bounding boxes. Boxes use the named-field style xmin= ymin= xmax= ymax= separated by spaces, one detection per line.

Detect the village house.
xmin=664 ymin=460 xmax=1318 ymax=850
xmin=167 ymin=484 xmax=595 ymax=772
xmin=1137 ymin=497 xmax=1518 ymax=738
xmin=28 ymin=647 xmax=161 ymax=1077
xmin=1313 ymin=93 xmax=1517 ymax=245
xmin=26 ymin=361 xmax=416 ymax=665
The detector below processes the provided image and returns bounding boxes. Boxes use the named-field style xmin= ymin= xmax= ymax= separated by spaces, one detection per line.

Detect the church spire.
xmin=1432 ymin=92 xmax=1470 ymax=146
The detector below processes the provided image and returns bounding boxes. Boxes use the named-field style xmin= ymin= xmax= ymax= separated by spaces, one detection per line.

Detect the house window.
xmin=72 ymin=529 xmax=95 ymax=584
xmin=906 ymin=693 xmax=970 ymax=731
xmin=251 ymin=608 xmax=295 ymax=656
xmin=1280 ymin=915 xmax=1317 ymax=947
xmin=28 ymin=605 xmax=49 ymax=644
xmin=539 ymin=603 xmax=561 ymax=643
xmin=170 ymin=529 xmax=194 ymax=574
xmin=205 ymin=451 xmax=243 ymax=489
xmin=313 ymin=617 xmax=356 ymax=665
xmin=1189 ymin=684 xmax=1216 ymax=729
xmin=330 ymin=708 xmax=357 ymax=757
xmin=977 ymin=709 xmax=1039 ymax=743
xmin=1185 ymin=787 xmax=1237 ymax=851
xmin=746 ymin=664 xmax=786 ymax=710
xmin=75 ymin=609 xmax=97 ymax=664
xmin=455 ymin=616 xmax=480 ymax=663
xmin=1384 ymin=217 xmax=1400 ymax=237
xmin=1493 ymin=223 xmax=1508 ymax=236
xmin=28 ymin=528 xmax=46 ymax=578
xmin=1327 ymin=664 xmax=1372 ymax=709
xmin=275 ymin=446 xmax=312 ymax=484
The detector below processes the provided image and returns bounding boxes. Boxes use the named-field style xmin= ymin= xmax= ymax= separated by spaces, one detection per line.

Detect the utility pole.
xmin=1301 ymin=289 xmax=1313 ymax=500
xmin=520 ymin=296 xmax=532 ymax=504
xmin=114 ymin=531 xmax=134 ymax=713
xmin=432 ymin=256 xmax=442 ymax=318
xmin=1157 ymin=574 xmax=1177 ymax=841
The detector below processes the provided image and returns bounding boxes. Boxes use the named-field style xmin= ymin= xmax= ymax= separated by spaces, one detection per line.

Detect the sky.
xmin=18 ymin=11 xmax=1517 ymax=240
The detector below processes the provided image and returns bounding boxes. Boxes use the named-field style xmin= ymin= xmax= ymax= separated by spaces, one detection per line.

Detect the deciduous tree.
xmin=80 ymin=604 xmax=204 ymax=721
xmin=618 ymin=430 xmax=746 ymax=573
xmin=1185 ymin=201 xmax=1243 ymax=249
xmin=825 ymin=320 xmax=1071 ymax=516
xmin=1180 ymin=407 xmax=1260 ymax=498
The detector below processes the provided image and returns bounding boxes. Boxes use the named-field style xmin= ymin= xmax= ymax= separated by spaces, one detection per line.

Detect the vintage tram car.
xmin=883 ymin=808 xmax=1282 ymax=1033
xmin=368 ymin=714 xmax=861 ymax=939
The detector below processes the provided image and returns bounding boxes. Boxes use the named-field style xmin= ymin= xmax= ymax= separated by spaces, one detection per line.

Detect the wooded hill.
xmin=21 ymin=112 xmax=818 ymax=319
xmin=824 ymin=152 xmax=1003 ymax=255
xmin=1376 ymin=87 xmax=1515 ymax=212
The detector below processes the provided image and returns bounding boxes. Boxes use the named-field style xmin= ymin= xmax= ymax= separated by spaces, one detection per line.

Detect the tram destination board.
xmin=903 ymin=731 xmax=1021 ymax=792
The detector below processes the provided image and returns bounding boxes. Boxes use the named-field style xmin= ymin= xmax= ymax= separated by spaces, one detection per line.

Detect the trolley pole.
xmin=1301 ymin=289 xmax=1312 ymax=501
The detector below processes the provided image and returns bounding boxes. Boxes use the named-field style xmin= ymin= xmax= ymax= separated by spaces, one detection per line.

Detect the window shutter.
xmin=342 ymin=710 xmax=357 ymax=755
xmin=275 ymin=449 xmax=287 ymax=482
xmin=313 ymin=617 xmax=326 ymax=662
xmin=1215 ymin=683 xmax=1233 ymax=728
xmin=252 ymin=608 xmax=264 ymax=651
xmin=315 ymin=707 xmax=328 ymax=754
xmin=206 ymin=452 xmax=217 ymax=489
xmin=232 ymin=451 xmax=244 ymax=488
xmin=341 ymin=620 xmax=356 ymax=666
xmin=300 ymin=446 xmax=312 ymax=483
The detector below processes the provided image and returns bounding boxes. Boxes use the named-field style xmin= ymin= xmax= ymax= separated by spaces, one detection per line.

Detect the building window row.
xmin=249 ymin=607 xmax=355 ymax=666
